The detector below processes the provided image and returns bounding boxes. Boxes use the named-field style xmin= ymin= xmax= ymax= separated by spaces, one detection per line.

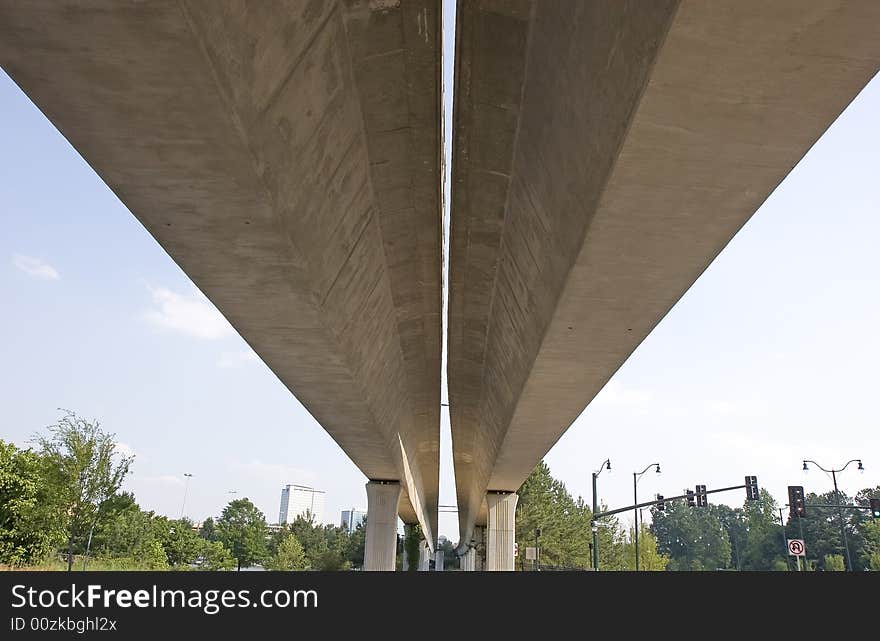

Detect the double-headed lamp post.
xmin=180 ymin=473 xmax=193 ymax=519
xmin=633 ymin=463 xmax=661 ymax=571
xmin=591 ymin=459 xmax=611 ymax=571
xmin=802 ymin=458 xmax=863 ymax=572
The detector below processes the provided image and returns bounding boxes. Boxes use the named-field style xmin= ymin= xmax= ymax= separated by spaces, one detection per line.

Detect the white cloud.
xmin=115 ymin=442 xmax=136 ymax=458
xmin=217 ymin=349 xmax=260 ymax=369
xmin=593 ymin=380 xmax=654 ymax=407
xmin=143 ymin=285 xmax=234 ymax=340
xmin=13 ymin=253 xmax=60 ymax=280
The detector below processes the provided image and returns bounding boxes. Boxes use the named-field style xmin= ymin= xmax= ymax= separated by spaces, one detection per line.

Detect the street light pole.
xmin=534 ymin=528 xmax=541 ymax=572
xmin=778 ymin=507 xmax=790 ymax=571
xmin=633 ymin=463 xmax=660 ymax=571
xmin=802 ymin=459 xmax=863 ymax=572
xmin=591 ymin=459 xmax=610 ymax=571
xmin=180 ymin=473 xmax=193 ymax=519
xmin=831 ymin=469 xmax=851 ymax=572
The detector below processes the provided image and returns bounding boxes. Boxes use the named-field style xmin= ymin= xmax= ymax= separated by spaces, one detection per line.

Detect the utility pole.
xmin=778 ymin=507 xmax=790 ymax=571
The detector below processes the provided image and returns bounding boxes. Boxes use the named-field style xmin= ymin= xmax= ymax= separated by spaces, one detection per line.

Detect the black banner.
xmin=0 ymin=570 xmax=874 ymax=635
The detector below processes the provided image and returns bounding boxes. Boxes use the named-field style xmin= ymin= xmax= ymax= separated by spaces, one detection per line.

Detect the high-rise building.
xmin=340 ymin=508 xmax=367 ymax=531
xmin=278 ymin=484 xmax=325 ymax=524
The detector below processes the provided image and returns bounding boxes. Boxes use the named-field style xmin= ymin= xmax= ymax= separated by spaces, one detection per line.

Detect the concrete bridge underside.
xmin=448 ymin=0 xmax=880 ymax=552
xmin=0 ymin=0 xmax=443 ymax=555
xmin=4 ymin=0 xmax=880 ymax=571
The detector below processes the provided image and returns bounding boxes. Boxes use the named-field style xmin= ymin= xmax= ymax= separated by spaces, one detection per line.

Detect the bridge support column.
xmin=460 ymin=547 xmax=475 ymax=571
xmin=473 ymin=526 xmax=485 ymax=570
xmin=485 ymin=492 xmax=518 ymax=571
xmin=402 ymin=523 xmax=415 ymax=571
xmin=363 ymin=481 xmax=401 ymax=571
xmin=418 ymin=540 xmax=431 ymax=571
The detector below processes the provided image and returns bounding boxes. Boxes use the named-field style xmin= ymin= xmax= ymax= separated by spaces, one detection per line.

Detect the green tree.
xmin=824 ymin=553 xmax=846 ymax=571
xmin=34 ymin=411 xmax=134 ymax=570
xmin=437 ymin=536 xmax=459 ymax=570
xmin=198 ymin=539 xmax=235 ymax=571
xmin=0 ymin=440 xmax=64 ymax=565
xmin=621 ymin=524 xmax=668 ymax=571
xmin=594 ymin=509 xmax=629 ymax=570
xmin=515 ymin=461 xmax=592 ymax=569
xmin=861 ymin=519 xmax=880 ymax=570
xmin=345 ymin=519 xmax=366 ymax=570
xmin=159 ymin=518 xmax=205 ymax=567
xmin=216 ymin=498 xmax=268 ymax=571
xmin=784 ymin=490 xmax=867 ymax=571
xmin=651 ymin=500 xmax=732 ymax=570
xmin=738 ymin=490 xmax=786 ymax=571
xmin=200 ymin=517 xmax=217 ymax=541
xmin=401 ymin=523 xmax=422 ymax=571
xmin=313 ymin=524 xmax=350 ymax=570
xmin=266 ymin=532 xmax=307 ymax=571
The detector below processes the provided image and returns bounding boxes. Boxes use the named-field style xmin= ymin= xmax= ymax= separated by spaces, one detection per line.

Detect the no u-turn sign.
xmin=787 ymin=539 xmax=805 ymax=556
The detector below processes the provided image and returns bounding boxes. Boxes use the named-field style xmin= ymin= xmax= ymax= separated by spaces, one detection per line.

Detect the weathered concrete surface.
xmin=0 ymin=0 xmax=442 ymax=546
xmin=448 ymin=0 xmax=880 ymax=546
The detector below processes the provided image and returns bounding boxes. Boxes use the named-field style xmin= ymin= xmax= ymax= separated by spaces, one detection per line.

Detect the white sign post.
xmin=788 ymin=538 xmax=805 ymax=571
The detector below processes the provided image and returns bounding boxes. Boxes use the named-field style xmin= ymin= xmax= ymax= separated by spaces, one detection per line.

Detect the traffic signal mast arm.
xmin=593 ymin=483 xmax=747 ymax=520
xmin=792 ymin=503 xmax=875 ymax=511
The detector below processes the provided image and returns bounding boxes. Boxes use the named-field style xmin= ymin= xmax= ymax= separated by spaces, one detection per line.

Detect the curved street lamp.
xmin=591 ymin=459 xmax=611 ymax=571
xmin=633 ymin=463 xmax=661 ymax=571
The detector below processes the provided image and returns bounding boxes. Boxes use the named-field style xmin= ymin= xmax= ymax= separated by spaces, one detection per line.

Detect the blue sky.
xmin=2 ymin=3 xmax=879 ymax=540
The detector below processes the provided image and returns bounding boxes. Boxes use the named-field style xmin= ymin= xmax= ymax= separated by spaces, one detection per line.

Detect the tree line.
xmin=515 ymin=460 xmax=667 ymax=570
xmin=4 ymin=412 xmax=877 ymax=571
xmin=0 ymin=411 xmax=367 ymax=570
xmin=515 ymin=460 xmax=880 ymax=571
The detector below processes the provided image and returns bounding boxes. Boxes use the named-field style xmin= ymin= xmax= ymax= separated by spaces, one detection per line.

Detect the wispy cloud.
xmin=115 ymin=442 xmax=136 ymax=459
xmin=593 ymin=381 xmax=654 ymax=407
xmin=217 ymin=349 xmax=260 ymax=369
xmin=129 ymin=474 xmax=184 ymax=487
xmin=229 ymin=460 xmax=316 ymax=486
xmin=143 ymin=285 xmax=234 ymax=340
xmin=13 ymin=253 xmax=60 ymax=280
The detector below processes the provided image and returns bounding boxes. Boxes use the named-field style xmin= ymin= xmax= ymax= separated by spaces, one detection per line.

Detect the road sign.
xmin=525 ymin=547 xmax=538 ymax=560
xmin=787 ymin=539 xmax=805 ymax=556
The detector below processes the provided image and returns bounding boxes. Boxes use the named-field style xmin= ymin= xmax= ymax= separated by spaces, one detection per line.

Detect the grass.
xmin=1 ymin=556 xmax=169 ymax=571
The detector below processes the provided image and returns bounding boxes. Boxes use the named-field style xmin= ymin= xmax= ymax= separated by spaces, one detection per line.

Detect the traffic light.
xmin=870 ymin=498 xmax=880 ymax=520
xmin=696 ymin=485 xmax=708 ymax=507
xmin=745 ymin=476 xmax=759 ymax=501
xmin=656 ymin=494 xmax=665 ymax=512
xmin=686 ymin=489 xmax=695 ymax=508
xmin=788 ymin=486 xmax=806 ymax=518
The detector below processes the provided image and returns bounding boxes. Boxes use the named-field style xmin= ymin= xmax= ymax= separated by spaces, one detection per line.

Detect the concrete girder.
xmin=0 ymin=0 xmax=442 ymax=547
xmin=449 ymin=0 xmax=880 ymax=548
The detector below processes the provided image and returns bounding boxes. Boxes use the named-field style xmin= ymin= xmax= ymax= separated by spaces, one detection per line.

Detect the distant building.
xmin=340 ymin=508 xmax=367 ymax=531
xmin=278 ymin=484 xmax=325 ymax=524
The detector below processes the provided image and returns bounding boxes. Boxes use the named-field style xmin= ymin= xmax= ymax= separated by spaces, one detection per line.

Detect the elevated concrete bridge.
xmin=0 ymin=0 xmax=443 ymax=569
xmin=448 ymin=0 xmax=880 ymax=568
xmin=3 ymin=0 xmax=879 ymax=570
